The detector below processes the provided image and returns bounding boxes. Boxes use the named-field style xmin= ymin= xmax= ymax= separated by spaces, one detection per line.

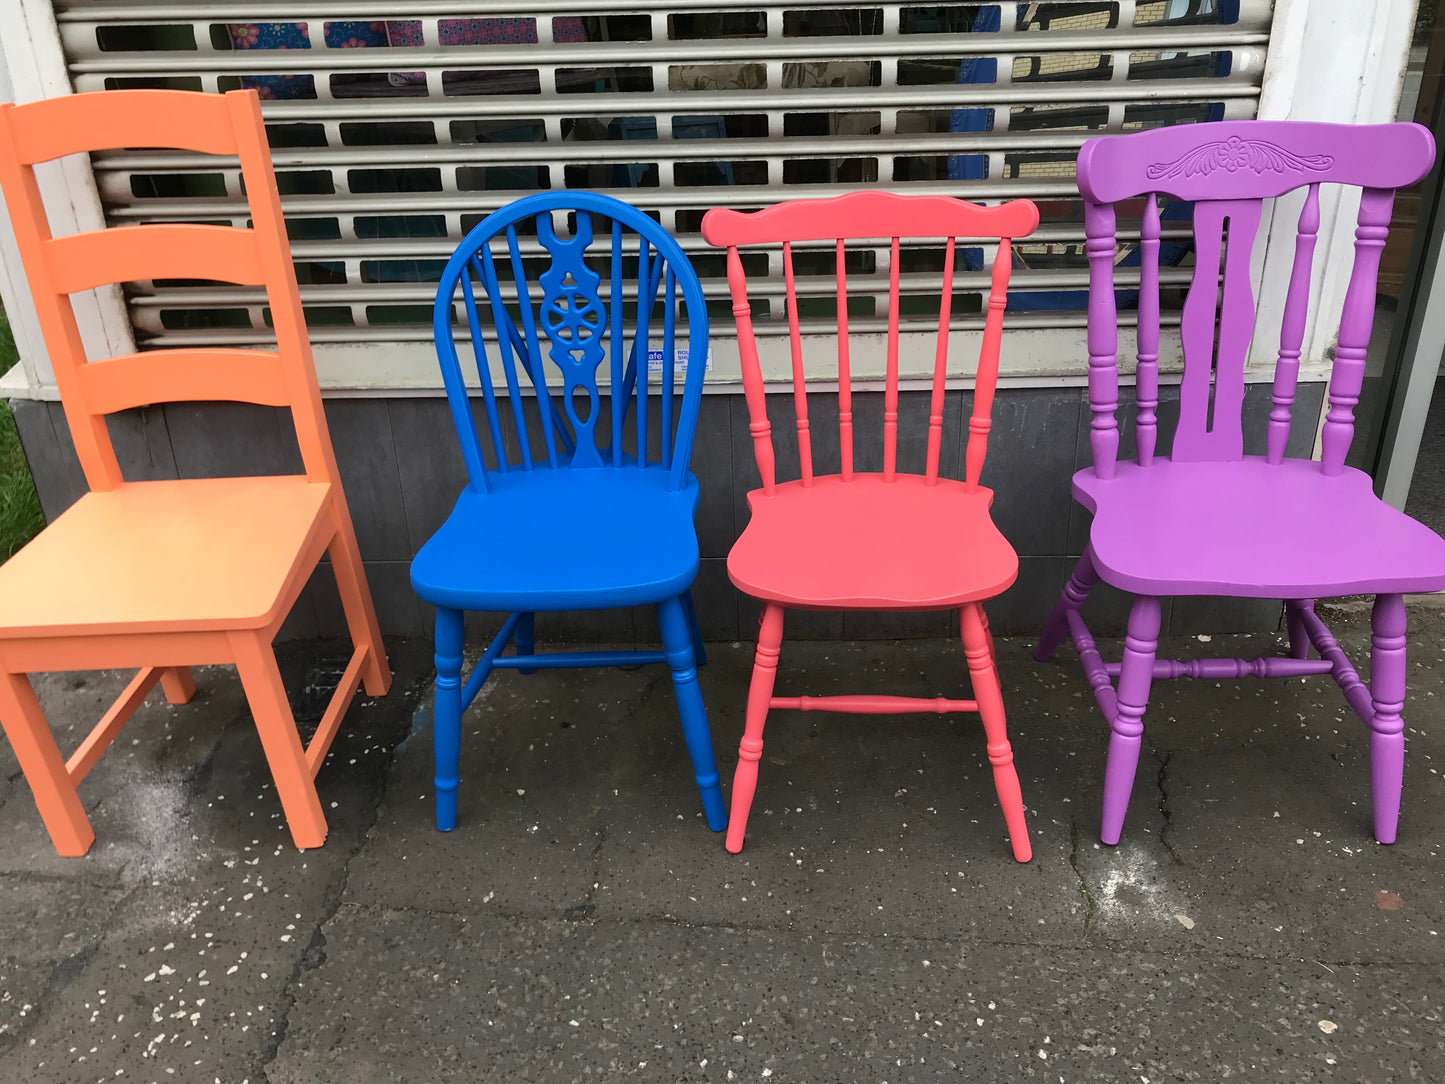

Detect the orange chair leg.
xmin=962 ymin=603 xmax=1032 ymax=863
xmin=229 ymin=632 xmax=328 ymax=850
xmin=328 ymin=523 xmax=391 ymax=697
xmin=727 ymin=603 xmax=785 ymax=854
xmin=160 ymin=667 xmax=197 ymax=705
xmin=0 ymin=668 xmax=94 ymax=856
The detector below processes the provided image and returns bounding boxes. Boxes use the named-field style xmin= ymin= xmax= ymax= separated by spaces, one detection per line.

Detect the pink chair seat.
xmin=728 ymin=474 xmax=1018 ymax=609
xmin=1076 ymin=456 xmax=1445 ymax=598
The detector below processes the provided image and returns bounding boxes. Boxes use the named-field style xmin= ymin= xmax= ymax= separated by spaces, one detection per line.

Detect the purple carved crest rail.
xmin=1036 ymin=120 xmax=1445 ymax=848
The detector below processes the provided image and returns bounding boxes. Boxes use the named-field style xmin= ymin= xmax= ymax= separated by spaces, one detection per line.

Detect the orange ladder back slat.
xmin=4 ymin=89 xmax=239 ymax=164
xmin=43 ymin=224 xmax=268 ymax=295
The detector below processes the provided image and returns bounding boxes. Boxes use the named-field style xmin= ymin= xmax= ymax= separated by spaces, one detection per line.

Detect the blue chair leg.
xmin=681 ymin=588 xmax=706 ymax=666
xmin=657 ymin=594 xmax=727 ymax=831
xmin=433 ymin=606 xmax=465 ymax=832
xmin=515 ymin=611 xmax=536 ymax=675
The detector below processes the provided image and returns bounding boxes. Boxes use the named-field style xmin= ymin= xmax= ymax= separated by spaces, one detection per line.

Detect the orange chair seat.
xmin=727 ymin=473 xmax=1019 ymax=609
xmin=0 ymin=477 xmax=333 ymax=639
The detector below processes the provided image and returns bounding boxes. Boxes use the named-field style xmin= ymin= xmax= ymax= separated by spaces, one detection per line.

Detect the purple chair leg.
xmin=1100 ymin=595 xmax=1162 ymax=845
xmin=1036 ymin=549 xmax=1100 ymax=662
xmin=1369 ymin=593 xmax=1407 ymax=844
xmin=1285 ymin=599 xmax=1313 ymax=660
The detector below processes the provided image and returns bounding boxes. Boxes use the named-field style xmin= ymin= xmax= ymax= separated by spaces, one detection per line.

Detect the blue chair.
xmin=411 ymin=192 xmax=727 ymax=834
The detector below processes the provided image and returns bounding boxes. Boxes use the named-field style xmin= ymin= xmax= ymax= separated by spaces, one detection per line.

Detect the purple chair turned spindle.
xmin=1037 ymin=120 xmax=1445 ymax=847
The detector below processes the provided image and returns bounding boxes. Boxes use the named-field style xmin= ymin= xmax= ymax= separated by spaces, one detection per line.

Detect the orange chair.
xmin=0 ymin=89 xmax=391 ymax=856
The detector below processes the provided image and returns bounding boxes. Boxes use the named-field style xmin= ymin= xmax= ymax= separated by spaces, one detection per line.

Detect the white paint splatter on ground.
xmin=1093 ymin=845 xmax=1193 ymax=928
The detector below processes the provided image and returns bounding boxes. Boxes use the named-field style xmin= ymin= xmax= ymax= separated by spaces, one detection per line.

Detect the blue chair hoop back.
xmin=432 ymin=192 xmax=710 ymax=496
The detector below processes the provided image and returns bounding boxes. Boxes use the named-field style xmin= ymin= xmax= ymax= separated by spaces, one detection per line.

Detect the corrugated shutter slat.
xmin=55 ymin=0 xmax=1270 ymax=350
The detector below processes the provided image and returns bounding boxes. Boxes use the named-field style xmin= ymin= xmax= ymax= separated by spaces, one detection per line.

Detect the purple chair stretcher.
xmin=1036 ymin=120 xmax=1445 ymax=846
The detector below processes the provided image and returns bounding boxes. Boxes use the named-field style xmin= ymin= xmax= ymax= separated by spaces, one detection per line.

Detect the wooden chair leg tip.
xmin=56 ymin=832 xmax=97 ymax=858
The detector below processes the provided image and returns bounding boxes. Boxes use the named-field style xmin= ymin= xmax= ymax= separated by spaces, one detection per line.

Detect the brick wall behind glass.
xmin=9 ymin=382 xmax=1325 ymax=643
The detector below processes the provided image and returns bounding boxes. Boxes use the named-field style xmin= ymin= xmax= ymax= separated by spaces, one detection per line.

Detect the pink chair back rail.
xmin=1075 ymin=120 xmax=1436 ymax=479
xmin=701 ymin=191 xmax=1039 ymax=495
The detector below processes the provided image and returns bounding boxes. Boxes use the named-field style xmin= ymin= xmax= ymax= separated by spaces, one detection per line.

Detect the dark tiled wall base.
xmin=10 ymin=382 xmax=1326 ymax=642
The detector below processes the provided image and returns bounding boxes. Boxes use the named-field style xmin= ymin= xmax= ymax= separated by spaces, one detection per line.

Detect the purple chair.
xmin=1037 ymin=120 xmax=1445 ymax=846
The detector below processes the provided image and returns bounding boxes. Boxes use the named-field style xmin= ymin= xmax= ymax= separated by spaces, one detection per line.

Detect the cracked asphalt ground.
xmin=1 ymin=613 xmax=1442 ymax=1082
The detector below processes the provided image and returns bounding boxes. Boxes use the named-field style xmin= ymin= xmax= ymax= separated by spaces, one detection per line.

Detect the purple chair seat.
xmin=1077 ymin=457 xmax=1445 ymax=598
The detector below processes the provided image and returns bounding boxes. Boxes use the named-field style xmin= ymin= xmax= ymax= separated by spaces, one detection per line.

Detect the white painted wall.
xmin=1253 ymin=0 xmax=1422 ymax=370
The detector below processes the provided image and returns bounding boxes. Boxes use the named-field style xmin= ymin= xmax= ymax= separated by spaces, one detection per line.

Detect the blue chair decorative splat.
xmin=411 ymin=192 xmax=726 ymax=833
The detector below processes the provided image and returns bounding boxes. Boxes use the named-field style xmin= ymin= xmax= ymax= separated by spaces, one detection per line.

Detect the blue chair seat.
xmin=411 ymin=467 xmax=701 ymax=611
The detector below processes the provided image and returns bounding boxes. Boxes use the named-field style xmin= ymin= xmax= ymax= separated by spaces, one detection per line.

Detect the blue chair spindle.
xmin=611 ymin=218 xmax=625 ymax=467
xmin=662 ymin=266 xmax=677 ymax=471
xmin=635 ymin=235 xmax=651 ymax=465
xmin=507 ymin=223 xmax=560 ymax=469
xmin=479 ymin=241 xmax=534 ymax=468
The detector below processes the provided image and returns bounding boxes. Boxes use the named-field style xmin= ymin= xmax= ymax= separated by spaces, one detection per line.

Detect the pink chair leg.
xmin=1036 ymin=549 xmax=1099 ymax=662
xmin=962 ymin=603 xmax=1031 ymax=862
xmin=1100 ymin=595 xmax=1161 ymax=845
xmin=980 ymin=605 xmax=997 ymax=668
xmin=1368 ymin=593 xmax=1407 ymax=844
xmin=726 ymin=603 xmax=784 ymax=854
xmin=1285 ymin=600 xmax=1314 ymax=661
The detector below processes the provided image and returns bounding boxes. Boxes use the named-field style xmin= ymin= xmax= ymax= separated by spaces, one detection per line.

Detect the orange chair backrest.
xmin=0 ymin=89 xmax=340 ymax=492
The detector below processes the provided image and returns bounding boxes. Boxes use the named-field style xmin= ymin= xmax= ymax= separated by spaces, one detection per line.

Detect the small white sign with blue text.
xmin=647 ymin=347 xmax=713 ymax=375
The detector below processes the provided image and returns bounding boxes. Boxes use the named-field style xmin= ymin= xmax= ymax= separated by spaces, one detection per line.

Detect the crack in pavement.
xmin=1155 ymin=750 xmax=1182 ymax=864
xmin=255 ymin=673 xmax=428 ymax=1081
xmin=563 ymin=824 xmax=609 ymax=921
xmin=322 ymin=897 xmax=1445 ymax=970
xmin=1067 ymin=816 xmax=1098 ymax=939
xmin=0 ymin=883 xmax=136 ymax=1056
xmin=561 ymin=667 xmax=665 ymax=922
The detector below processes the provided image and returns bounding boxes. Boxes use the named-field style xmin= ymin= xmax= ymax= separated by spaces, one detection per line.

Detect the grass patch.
xmin=0 ymin=314 xmax=45 ymax=560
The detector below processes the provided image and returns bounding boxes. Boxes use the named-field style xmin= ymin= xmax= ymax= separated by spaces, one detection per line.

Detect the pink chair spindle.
xmin=883 ymin=236 xmax=902 ymax=482
xmin=1267 ymin=184 xmax=1321 ymax=465
xmin=1135 ymin=195 xmax=1161 ymax=467
xmin=781 ymin=241 xmax=814 ymax=486
xmin=836 ymin=238 xmax=854 ymax=481
xmin=925 ymin=237 xmax=956 ymax=485
xmin=965 ymin=238 xmax=1013 ymax=492
xmin=1084 ymin=200 xmax=1120 ymax=479
xmin=727 ymin=245 xmax=776 ymax=494
xmin=1321 ymin=187 xmax=1396 ymax=476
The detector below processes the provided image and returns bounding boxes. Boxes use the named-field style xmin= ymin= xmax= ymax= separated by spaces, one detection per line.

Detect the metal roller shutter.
xmin=54 ymin=1 xmax=1272 ymax=383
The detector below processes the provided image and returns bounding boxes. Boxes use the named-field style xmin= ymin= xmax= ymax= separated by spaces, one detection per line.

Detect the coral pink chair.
xmin=0 ymin=89 xmax=391 ymax=856
xmin=702 ymin=191 xmax=1038 ymax=861
xmin=1036 ymin=121 xmax=1445 ymax=846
